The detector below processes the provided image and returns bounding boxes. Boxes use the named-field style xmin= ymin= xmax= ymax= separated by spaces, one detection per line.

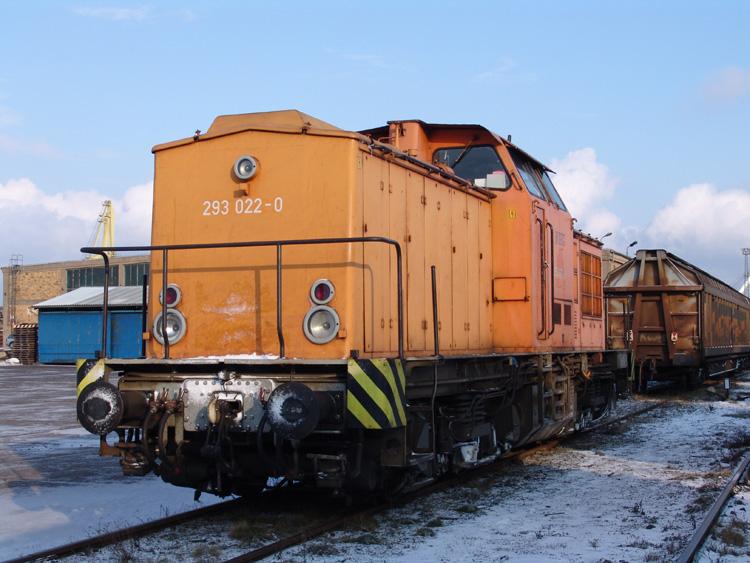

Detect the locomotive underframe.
xmin=100 ymin=352 xmax=615 ymax=496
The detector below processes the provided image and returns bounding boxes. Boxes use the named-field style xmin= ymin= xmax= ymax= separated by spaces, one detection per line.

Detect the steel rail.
xmin=7 ymin=401 xmax=670 ymax=563
xmin=222 ymin=400 xmax=671 ymax=562
xmin=4 ymin=498 xmax=244 ymax=563
xmin=675 ymin=452 xmax=750 ymax=563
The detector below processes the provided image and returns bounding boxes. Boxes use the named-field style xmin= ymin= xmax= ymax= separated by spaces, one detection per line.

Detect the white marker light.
xmin=303 ymin=306 xmax=340 ymax=344
xmin=233 ymin=155 xmax=258 ymax=181
xmin=153 ymin=310 xmax=187 ymax=345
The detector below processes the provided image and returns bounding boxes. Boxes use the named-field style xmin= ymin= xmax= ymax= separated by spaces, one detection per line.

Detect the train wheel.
xmin=686 ymin=369 xmax=702 ymax=390
xmin=635 ymin=372 xmax=647 ymax=394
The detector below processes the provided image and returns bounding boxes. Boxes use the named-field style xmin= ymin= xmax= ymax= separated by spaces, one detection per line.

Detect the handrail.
xmin=535 ymin=217 xmax=546 ymax=339
xmin=547 ymin=222 xmax=555 ymax=336
xmin=81 ymin=236 xmax=404 ymax=361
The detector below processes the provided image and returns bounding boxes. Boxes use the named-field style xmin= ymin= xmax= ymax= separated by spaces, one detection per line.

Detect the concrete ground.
xmin=0 ymin=365 xmax=114 ymax=485
xmin=0 ymin=365 xmax=211 ymax=560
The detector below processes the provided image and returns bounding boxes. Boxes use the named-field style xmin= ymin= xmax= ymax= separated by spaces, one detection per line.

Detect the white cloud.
xmin=0 ymin=178 xmax=152 ymax=265
xmin=117 ymin=181 xmax=153 ymax=245
xmin=73 ymin=6 xmax=152 ymax=21
xmin=548 ymin=148 xmax=620 ymax=237
xmin=703 ymin=66 xmax=750 ymax=104
xmin=645 ymin=183 xmax=750 ymax=279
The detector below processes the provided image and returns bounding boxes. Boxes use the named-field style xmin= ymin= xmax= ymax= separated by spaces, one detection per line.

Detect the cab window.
xmin=541 ymin=172 xmax=567 ymax=211
xmin=511 ymin=153 xmax=546 ymax=200
xmin=433 ymin=145 xmax=505 ymax=183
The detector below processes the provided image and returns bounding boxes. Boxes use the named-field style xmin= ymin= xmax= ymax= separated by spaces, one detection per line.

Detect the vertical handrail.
xmin=141 ymin=273 xmax=149 ymax=358
xmin=431 ymin=265 xmax=439 ymax=356
xmin=396 ymin=244 xmax=404 ymax=360
xmin=276 ymin=244 xmax=285 ymax=358
xmin=536 ymin=218 xmax=546 ymax=338
xmin=430 ymin=264 xmax=440 ymax=467
xmin=162 ymin=250 xmax=169 ymax=359
xmin=100 ymin=254 xmax=111 ymax=358
xmin=548 ymin=222 xmax=556 ymax=336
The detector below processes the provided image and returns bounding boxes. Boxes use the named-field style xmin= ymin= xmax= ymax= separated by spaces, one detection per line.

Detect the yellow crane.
xmin=86 ymin=200 xmax=115 ymax=258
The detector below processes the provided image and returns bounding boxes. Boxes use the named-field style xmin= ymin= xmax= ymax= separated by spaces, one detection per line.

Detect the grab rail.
xmin=81 ymin=236 xmax=404 ymax=361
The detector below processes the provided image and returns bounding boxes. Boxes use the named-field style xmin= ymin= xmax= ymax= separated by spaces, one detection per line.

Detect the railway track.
xmin=676 ymin=452 xmax=750 ymax=563
xmin=223 ymin=400 xmax=669 ymax=562
xmin=4 ymin=498 xmax=244 ymax=563
xmin=5 ymin=400 xmax=668 ymax=563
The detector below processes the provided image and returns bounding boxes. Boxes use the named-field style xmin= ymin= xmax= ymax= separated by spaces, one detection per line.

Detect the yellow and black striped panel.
xmin=346 ymin=358 xmax=406 ymax=429
xmin=76 ymin=358 xmax=109 ymax=398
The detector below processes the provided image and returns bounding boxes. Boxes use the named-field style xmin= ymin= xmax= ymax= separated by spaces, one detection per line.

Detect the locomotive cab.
xmin=364 ymin=119 xmax=604 ymax=356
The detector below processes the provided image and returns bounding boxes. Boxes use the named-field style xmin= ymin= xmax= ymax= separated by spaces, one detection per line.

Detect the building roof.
xmin=35 ymin=287 xmax=143 ymax=310
xmin=1 ymin=254 xmax=149 ymax=274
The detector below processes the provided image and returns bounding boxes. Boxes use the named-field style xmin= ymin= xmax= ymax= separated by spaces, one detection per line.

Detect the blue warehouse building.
xmin=35 ymin=287 xmax=144 ymax=363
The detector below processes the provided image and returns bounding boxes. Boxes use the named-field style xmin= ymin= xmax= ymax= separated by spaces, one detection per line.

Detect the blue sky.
xmin=1 ymin=1 xmax=749 ymax=285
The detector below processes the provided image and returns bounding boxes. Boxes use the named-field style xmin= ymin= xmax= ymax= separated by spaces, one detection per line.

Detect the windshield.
xmin=541 ymin=172 xmax=567 ymax=210
xmin=433 ymin=145 xmax=505 ymax=183
xmin=510 ymin=149 xmax=567 ymax=209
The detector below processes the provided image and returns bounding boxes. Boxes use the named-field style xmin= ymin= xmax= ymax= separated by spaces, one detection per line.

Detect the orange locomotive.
xmin=76 ymin=110 xmax=615 ymax=496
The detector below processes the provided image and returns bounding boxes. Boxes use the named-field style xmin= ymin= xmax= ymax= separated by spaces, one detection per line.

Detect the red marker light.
xmin=165 ymin=287 xmax=178 ymax=305
xmin=314 ymin=283 xmax=330 ymax=302
xmin=160 ymin=284 xmax=182 ymax=308
xmin=310 ymin=279 xmax=334 ymax=305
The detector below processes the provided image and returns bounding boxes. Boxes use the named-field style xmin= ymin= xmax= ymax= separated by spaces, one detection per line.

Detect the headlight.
xmin=153 ymin=309 xmax=187 ymax=345
xmin=302 ymin=306 xmax=340 ymax=344
xmin=310 ymin=279 xmax=335 ymax=305
xmin=159 ymin=284 xmax=182 ymax=307
xmin=233 ymin=155 xmax=258 ymax=181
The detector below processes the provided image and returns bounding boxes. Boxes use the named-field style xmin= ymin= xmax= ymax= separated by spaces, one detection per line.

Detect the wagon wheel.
xmin=635 ymin=363 xmax=648 ymax=394
xmin=686 ymin=369 xmax=702 ymax=390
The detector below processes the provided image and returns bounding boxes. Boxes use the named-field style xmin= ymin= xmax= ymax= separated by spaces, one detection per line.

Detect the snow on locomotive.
xmin=76 ymin=110 xmax=615 ymax=496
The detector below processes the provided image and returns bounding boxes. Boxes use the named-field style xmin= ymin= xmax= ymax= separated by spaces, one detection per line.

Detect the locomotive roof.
xmin=153 ymin=110 xmax=553 ymax=173
xmin=359 ymin=119 xmax=554 ymax=173
xmin=152 ymin=109 xmax=359 ymax=152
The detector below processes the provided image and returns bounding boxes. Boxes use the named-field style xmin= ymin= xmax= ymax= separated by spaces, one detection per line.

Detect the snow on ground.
xmin=698 ymin=484 xmax=750 ymax=562
xmin=3 ymin=365 xmax=750 ymax=562
xmin=694 ymin=373 xmax=750 ymax=562
xmin=279 ymin=378 xmax=750 ymax=562
xmin=0 ymin=365 xmax=221 ymax=561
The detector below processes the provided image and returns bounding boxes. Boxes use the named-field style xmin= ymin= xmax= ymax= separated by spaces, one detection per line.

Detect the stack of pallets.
xmin=11 ymin=324 xmax=38 ymax=365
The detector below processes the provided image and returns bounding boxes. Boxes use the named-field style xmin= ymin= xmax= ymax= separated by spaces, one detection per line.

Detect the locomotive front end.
xmin=76 ymin=111 xmax=408 ymax=496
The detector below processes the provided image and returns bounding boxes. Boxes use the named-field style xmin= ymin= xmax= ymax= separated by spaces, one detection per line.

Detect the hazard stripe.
xmin=358 ymin=360 xmax=402 ymax=426
xmin=347 ymin=381 xmax=391 ymax=429
xmin=370 ymin=359 xmax=406 ymax=425
xmin=392 ymin=360 xmax=406 ymax=396
xmin=346 ymin=390 xmax=382 ymax=429
xmin=346 ymin=359 xmax=407 ymax=429
xmin=76 ymin=358 xmax=96 ymax=385
xmin=348 ymin=361 xmax=397 ymax=427
xmin=76 ymin=358 xmax=108 ymax=398
xmin=388 ymin=359 xmax=407 ymax=408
